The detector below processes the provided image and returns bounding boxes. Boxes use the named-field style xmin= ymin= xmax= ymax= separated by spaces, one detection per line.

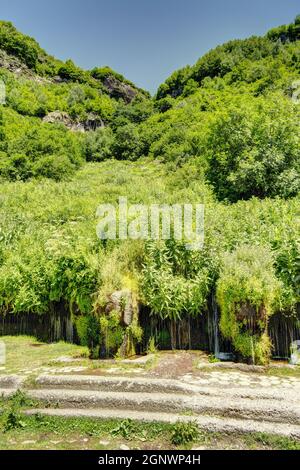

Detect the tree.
xmin=111 ymin=123 xmax=142 ymax=160
xmin=205 ymin=94 xmax=300 ymax=201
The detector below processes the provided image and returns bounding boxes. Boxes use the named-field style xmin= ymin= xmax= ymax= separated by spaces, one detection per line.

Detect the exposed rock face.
xmin=103 ymin=75 xmax=137 ymax=104
xmin=43 ymin=111 xmax=85 ymax=132
xmin=106 ymin=289 xmax=134 ymax=326
xmin=0 ymin=49 xmax=51 ymax=84
xmin=0 ymin=49 xmax=31 ymax=76
xmin=43 ymin=111 xmax=104 ymax=132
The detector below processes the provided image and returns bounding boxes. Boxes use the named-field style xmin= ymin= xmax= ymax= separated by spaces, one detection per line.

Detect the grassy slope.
xmin=0 ymin=159 xmax=298 ymax=318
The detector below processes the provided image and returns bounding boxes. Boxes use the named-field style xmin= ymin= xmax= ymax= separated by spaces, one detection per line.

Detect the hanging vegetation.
xmin=217 ymin=245 xmax=282 ymax=364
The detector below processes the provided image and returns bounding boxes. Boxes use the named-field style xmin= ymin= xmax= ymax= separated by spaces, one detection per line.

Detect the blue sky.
xmin=1 ymin=0 xmax=299 ymax=93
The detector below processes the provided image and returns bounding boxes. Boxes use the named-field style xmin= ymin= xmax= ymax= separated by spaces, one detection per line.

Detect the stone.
xmin=43 ymin=111 xmax=85 ymax=132
xmin=119 ymin=444 xmax=130 ymax=451
xmin=50 ymin=356 xmax=77 ymax=364
xmin=103 ymin=75 xmax=137 ymax=104
xmin=99 ymin=440 xmax=110 ymax=447
xmin=84 ymin=113 xmax=104 ymax=131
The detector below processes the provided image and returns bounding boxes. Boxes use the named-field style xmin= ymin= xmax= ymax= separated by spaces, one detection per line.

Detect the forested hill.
xmin=156 ymin=15 xmax=300 ymax=100
xmin=134 ymin=15 xmax=300 ymax=203
xmin=0 ymin=20 xmax=150 ymax=180
xmin=0 ymin=20 xmax=147 ymax=101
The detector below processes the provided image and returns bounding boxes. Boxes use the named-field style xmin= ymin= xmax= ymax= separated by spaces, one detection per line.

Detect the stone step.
xmin=24 ymin=407 xmax=300 ymax=439
xmin=35 ymin=374 xmax=299 ymax=402
xmin=25 ymin=388 xmax=300 ymax=425
xmin=35 ymin=374 xmax=200 ymax=395
xmin=0 ymin=389 xmax=15 ymax=398
xmin=0 ymin=375 xmax=23 ymax=389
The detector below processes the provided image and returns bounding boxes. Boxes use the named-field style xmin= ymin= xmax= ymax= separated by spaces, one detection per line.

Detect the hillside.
xmin=0 ymin=18 xmax=299 ymax=366
xmin=124 ymin=15 xmax=300 ymax=203
xmin=0 ymin=20 xmax=150 ymax=180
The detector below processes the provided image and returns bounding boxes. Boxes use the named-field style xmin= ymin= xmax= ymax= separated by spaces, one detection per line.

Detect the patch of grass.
xmin=266 ymin=366 xmax=300 ymax=378
xmin=0 ymin=411 xmax=299 ymax=450
xmin=0 ymin=390 xmax=39 ymax=411
xmin=0 ymin=390 xmax=40 ymax=434
xmin=9 ymin=390 xmax=37 ymax=408
xmin=147 ymin=337 xmax=158 ymax=355
xmin=0 ymin=413 xmax=173 ymax=445
xmin=111 ymin=419 xmax=137 ymax=440
xmin=2 ymin=408 xmax=27 ymax=433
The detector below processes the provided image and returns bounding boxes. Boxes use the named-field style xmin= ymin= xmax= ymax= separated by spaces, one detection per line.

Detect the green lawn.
xmin=0 ymin=336 xmax=88 ymax=374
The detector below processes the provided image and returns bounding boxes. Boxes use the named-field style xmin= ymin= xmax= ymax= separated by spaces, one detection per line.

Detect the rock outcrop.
xmin=106 ymin=289 xmax=134 ymax=327
xmin=103 ymin=75 xmax=137 ymax=104
xmin=43 ymin=111 xmax=104 ymax=132
xmin=43 ymin=111 xmax=85 ymax=132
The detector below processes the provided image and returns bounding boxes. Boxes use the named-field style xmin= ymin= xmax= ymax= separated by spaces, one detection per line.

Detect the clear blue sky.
xmin=1 ymin=0 xmax=299 ymax=93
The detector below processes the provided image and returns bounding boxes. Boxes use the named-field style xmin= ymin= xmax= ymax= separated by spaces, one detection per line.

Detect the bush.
xmin=142 ymin=241 xmax=215 ymax=321
xmin=205 ymin=94 xmax=300 ymax=201
xmin=58 ymin=60 xmax=88 ymax=83
xmin=3 ymin=409 xmax=27 ymax=432
xmin=112 ymin=123 xmax=142 ymax=160
xmin=0 ymin=109 xmax=84 ymax=181
xmin=84 ymin=128 xmax=113 ymax=162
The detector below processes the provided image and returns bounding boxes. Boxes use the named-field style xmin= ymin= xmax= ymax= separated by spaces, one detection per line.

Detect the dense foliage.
xmin=0 ymin=21 xmax=148 ymax=179
xmin=0 ymin=18 xmax=299 ymax=362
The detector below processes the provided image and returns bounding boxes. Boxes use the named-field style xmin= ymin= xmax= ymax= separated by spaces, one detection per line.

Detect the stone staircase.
xmin=1 ymin=374 xmax=300 ymax=438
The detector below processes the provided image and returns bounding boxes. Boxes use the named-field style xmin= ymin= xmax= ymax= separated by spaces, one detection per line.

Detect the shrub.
xmin=84 ymin=128 xmax=113 ymax=162
xmin=205 ymin=94 xmax=300 ymax=201
xmin=171 ymin=421 xmax=200 ymax=447
xmin=217 ymin=245 xmax=282 ymax=364
xmin=99 ymin=311 xmax=125 ymax=358
xmin=142 ymin=241 xmax=215 ymax=321
xmin=111 ymin=123 xmax=142 ymax=160
xmin=3 ymin=409 xmax=27 ymax=433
